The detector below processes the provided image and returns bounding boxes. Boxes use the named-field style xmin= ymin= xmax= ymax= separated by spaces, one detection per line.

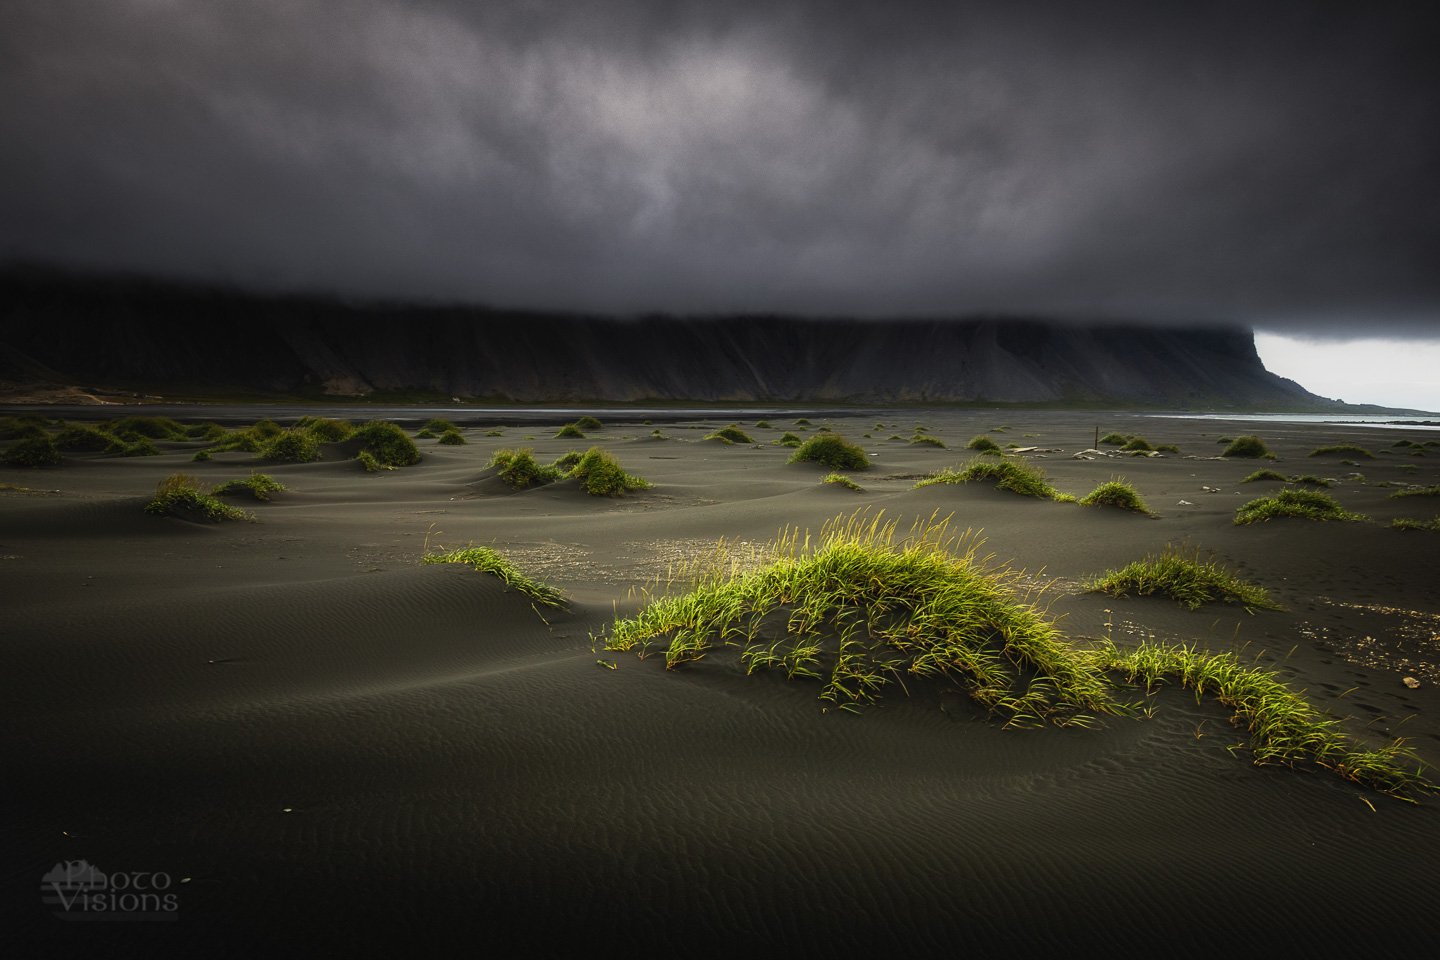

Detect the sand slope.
xmin=3 ymin=410 xmax=1438 ymax=955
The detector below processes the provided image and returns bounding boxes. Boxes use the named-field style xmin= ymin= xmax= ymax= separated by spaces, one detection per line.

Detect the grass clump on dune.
xmin=260 ymin=429 xmax=320 ymax=463
xmin=53 ymin=423 xmax=113 ymax=451
xmin=1098 ymin=432 xmax=1129 ymax=446
xmin=2 ymin=436 xmax=62 ymax=467
xmin=555 ymin=423 xmax=587 ymax=439
xmin=212 ymin=473 xmax=286 ymax=501
xmin=910 ymin=434 xmax=946 ymax=448
xmin=0 ymin=417 xmax=52 ymax=441
xmin=1234 ymin=489 xmax=1366 ymax=524
xmin=1310 ymin=444 xmax=1374 ymax=459
xmin=423 ymin=546 xmax=566 ymax=609
xmin=705 ymin=425 xmax=755 ymax=445
xmin=1391 ymin=484 xmax=1440 ymax=499
xmin=490 ymin=448 xmax=561 ymax=489
xmin=111 ymin=416 xmax=187 ymax=441
xmin=1101 ymin=642 xmax=1431 ymax=797
xmin=436 ymin=429 xmax=466 ymax=445
xmin=421 ymin=417 xmax=459 ymax=434
xmin=1242 ymin=469 xmax=1289 ymax=483
xmin=787 ymin=433 xmax=869 ymax=470
xmin=145 ymin=473 xmax=250 ymax=522
xmin=1222 ymin=435 xmax=1273 ymax=459
xmin=357 ymin=450 xmax=391 ymax=472
xmin=573 ymin=416 xmax=604 ymax=431
xmin=916 ymin=457 xmax=1072 ymax=501
xmin=551 ymin=450 xmax=584 ymax=473
xmin=966 ymin=435 xmax=1002 ymax=453
xmin=596 ymin=510 xmax=1431 ymax=796
xmin=351 ymin=420 xmax=421 ymax=467
xmin=1120 ymin=436 xmax=1153 ymax=452
xmin=597 ymin=511 xmax=1123 ymax=724
xmin=295 ymin=416 xmax=353 ymax=442
xmin=568 ymin=447 xmax=650 ymax=496
xmin=1088 ymin=546 xmax=1279 ymax=612
xmin=821 ymin=472 xmax=864 ymax=491
xmin=1392 ymin=516 xmax=1440 ymax=532
xmin=1078 ymin=478 xmax=1152 ymax=515
xmin=773 ymin=432 xmax=803 ymax=448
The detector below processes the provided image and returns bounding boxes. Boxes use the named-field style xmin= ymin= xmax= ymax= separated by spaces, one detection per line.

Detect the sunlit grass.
xmin=1088 ymin=546 xmax=1279 ymax=611
xmin=1234 ymin=489 xmax=1367 ymax=524
xmin=423 ymin=546 xmax=566 ymax=609
xmin=1078 ymin=478 xmax=1152 ymax=514
xmin=916 ymin=456 xmax=1073 ymax=501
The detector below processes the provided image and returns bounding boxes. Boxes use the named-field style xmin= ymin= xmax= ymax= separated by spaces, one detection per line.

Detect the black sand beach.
xmin=4 ymin=408 xmax=1439 ymax=955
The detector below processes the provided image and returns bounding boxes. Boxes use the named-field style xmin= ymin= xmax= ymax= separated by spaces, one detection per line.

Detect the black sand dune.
xmin=4 ymin=409 xmax=1439 ymax=955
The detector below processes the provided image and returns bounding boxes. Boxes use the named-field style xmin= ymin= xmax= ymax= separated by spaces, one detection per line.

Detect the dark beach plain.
xmin=3 ymin=407 xmax=1439 ymax=955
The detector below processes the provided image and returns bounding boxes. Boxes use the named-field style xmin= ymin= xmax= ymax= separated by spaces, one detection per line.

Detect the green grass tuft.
xmin=299 ymin=417 xmax=353 ymax=442
xmin=773 ymin=432 xmax=803 ymax=448
xmin=1120 ymin=436 xmax=1153 ymax=452
xmin=705 ymin=425 xmax=755 ymax=445
xmin=145 ymin=473 xmax=251 ymax=522
xmin=573 ymin=416 xmax=604 ymax=431
xmin=1391 ymin=484 xmax=1440 ymax=499
xmin=490 ymin=448 xmax=561 ymax=489
xmin=916 ymin=457 xmax=1071 ymax=501
xmin=106 ymin=437 xmax=160 ymax=457
xmin=2 ymin=436 xmax=62 ymax=467
xmin=357 ymin=450 xmax=391 ymax=472
xmin=1234 ymin=488 xmax=1367 ymax=524
xmin=1242 ymin=469 xmax=1289 ymax=483
xmin=1392 ymin=516 xmax=1440 ymax=532
xmin=1078 ymin=478 xmax=1152 ymax=514
xmin=1310 ymin=444 xmax=1374 ymax=459
xmin=909 ymin=434 xmax=946 ymax=448
xmin=423 ymin=546 xmax=566 ymax=608
xmin=555 ymin=423 xmax=587 ymax=439
xmin=821 ymin=472 xmax=864 ymax=491
xmin=1088 ymin=546 xmax=1279 ymax=611
xmin=436 ymin=429 xmax=466 ymax=445
xmin=212 ymin=473 xmax=287 ymax=501
xmin=787 ymin=434 xmax=869 ymax=470
xmin=1222 ymin=435 xmax=1272 ymax=458
xmin=568 ymin=447 xmax=650 ymax=496
xmin=1099 ymin=432 xmax=1129 ymax=446
xmin=53 ymin=423 xmax=112 ymax=451
xmin=260 ymin=429 xmax=320 ymax=463
xmin=351 ymin=421 xmax=421 ymax=467
xmin=966 ymin=435 xmax=1002 ymax=453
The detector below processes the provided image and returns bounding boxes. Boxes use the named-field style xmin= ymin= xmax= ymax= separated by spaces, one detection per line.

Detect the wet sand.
xmin=3 ymin=408 xmax=1439 ymax=955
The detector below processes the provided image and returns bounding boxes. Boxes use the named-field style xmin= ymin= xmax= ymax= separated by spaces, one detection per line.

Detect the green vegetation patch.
xmin=357 ymin=450 xmax=391 ymax=472
xmin=595 ymin=511 xmax=1427 ymax=797
xmin=916 ymin=457 xmax=1072 ymax=501
xmin=2 ymin=436 xmax=61 ymax=467
xmin=212 ymin=473 xmax=287 ymax=501
xmin=821 ymin=472 xmax=864 ymax=491
xmin=53 ymin=424 xmax=112 ymax=451
xmin=421 ymin=417 xmax=460 ymax=434
xmin=573 ymin=416 xmax=604 ymax=431
xmin=966 ymin=435 xmax=1002 ymax=453
xmin=1242 ymin=469 xmax=1289 ymax=483
xmin=1234 ymin=489 xmax=1367 ymax=524
xmin=260 ymin=429 xmax=321 ymax=463
xmin=705 ymin=425 xmax=755 ymax=444
xmin=1222 ymin=435 xmax=1272 ymax=459
xmin=1088 ymin=546 xmax=1279 ymax=611
xmin=490 ymin=448 xmax=561 ymax=489
xmin=773 ymin=432 xmax=803 ymax=448
xmin=145 ymin=473 xmax=251 ymax=522
xmin=106 ymin=437 xmax=160 ymax=458
xmin=909 ymin=435 xmax=946 ymax=448
xmin=111 ymin=416 xmax=187 ymax=441
xmin=436 ymin=429 xmax=466 ymax=445
xmin=568 ymin=447 xmax=650 ymax=496
xmin=1391 ymin=484 xmax=1440 ymax=499
xmin=351 ymin=420 xmax=421 ymax=467
xmin=1309 ymin=444 xmax=1374 ymax=459
xmin=1120 ymin=436 xmax=1153 ymax=452
xmin=555 ymin=423 xmax=587 ymax=439
xmin=1078 ymin=478 xmax=1152 ymax=515
xmin=0 ymin=417 xmax=52 ymax=441
xmin=787 ymin=433 xmax=869 ymax=470
xmin=1392 ymin=516 xmax=1440 ymax=532
xmin=423 ymin=546 xmax=566 ymax=609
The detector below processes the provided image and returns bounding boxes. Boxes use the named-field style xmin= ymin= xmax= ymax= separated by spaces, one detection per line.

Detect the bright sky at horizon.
xmin=1254 ymin=332 xmax=1440 ymax=414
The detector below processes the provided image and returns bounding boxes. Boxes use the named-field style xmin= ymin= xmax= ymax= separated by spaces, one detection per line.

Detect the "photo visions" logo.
xmin=41 ymin=860 xmax=180 ymax=921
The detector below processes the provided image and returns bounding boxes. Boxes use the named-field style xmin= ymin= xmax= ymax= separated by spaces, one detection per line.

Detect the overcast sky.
xmin=3 ymin=1 xmax=1439 ymax=374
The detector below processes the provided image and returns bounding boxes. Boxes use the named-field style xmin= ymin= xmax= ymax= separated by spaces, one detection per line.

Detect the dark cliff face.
xmin=0 ymin=269 xmax=1326 ymax=406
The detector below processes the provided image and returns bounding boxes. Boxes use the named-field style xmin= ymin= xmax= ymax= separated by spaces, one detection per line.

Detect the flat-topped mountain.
xmin=1 ymin=268 xmax=1329 ymax=407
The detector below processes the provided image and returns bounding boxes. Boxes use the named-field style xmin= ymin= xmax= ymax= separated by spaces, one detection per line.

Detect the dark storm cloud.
xmin=2 ymin=0 xmax=1438 ymax=334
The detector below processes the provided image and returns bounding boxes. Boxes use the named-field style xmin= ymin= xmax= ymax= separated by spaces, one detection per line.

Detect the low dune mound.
xmin=916 ymin=457 xmax=1073 ymax=502
xmin=598 ymin=510 xmax=1431 ymax=797
xmin=144 ymin=473 xmax=251 ymax=523
xmin=423 ymin=546 xmax=566 ymax=611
